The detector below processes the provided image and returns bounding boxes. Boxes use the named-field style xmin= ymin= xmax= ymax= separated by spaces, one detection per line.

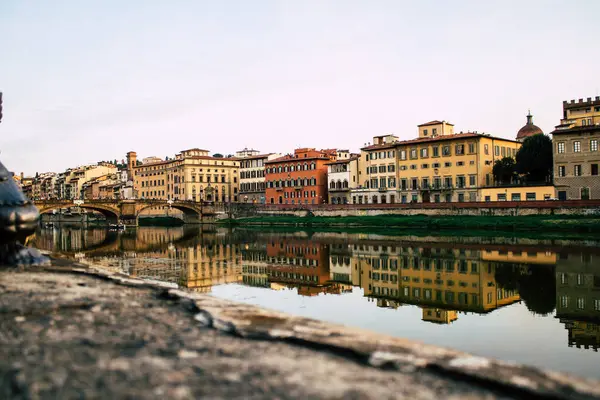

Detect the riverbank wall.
xmin=2 ymin=259 xmax=600 ymax=399
xmin=243 ymin=200 xmax=600 ymax=218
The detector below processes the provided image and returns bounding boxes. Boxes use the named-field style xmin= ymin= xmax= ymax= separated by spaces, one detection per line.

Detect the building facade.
xmin=552 ymin=96 xmax=600 ymax=200
xmin=132 ymin=148 xmax=240 ymax=202
xmin=265 ymin=148 xmax=337 ymax=205
xmin=326 ymin=153 xmax=359 ymax=204
xmin=236 ymin=148 xmax=281 ymax=204
xmin=353 ymin=121 xmax=522 ymax=204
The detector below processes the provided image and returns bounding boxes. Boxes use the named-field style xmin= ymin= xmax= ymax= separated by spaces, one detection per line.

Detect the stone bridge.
xmin=33 ymin=199 xmax=225 ymax=225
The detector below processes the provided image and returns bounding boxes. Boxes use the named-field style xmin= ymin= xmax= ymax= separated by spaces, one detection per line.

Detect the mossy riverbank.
xmin=221 ymin=214 xmax=600 ymax=235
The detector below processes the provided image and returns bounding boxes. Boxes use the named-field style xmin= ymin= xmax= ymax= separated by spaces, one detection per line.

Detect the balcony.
xmin=378 ymin=187 xmax=387 ymax=192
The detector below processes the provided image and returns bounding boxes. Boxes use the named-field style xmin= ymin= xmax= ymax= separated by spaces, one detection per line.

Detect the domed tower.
xmin=516 ymin=111 xmax=543 ymax=142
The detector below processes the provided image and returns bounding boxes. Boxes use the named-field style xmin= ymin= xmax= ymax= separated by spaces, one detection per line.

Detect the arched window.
xmin=330 ymin=181 xmax=335 ymax=189
xmin=310 ymin=162 xmax=316 ymax=170
xmin=336 ymin=181 xmax=342 ymax=189
xmin=372 ymin=195 xmax=378 ymax=204
xmin=343 ymin=180 xmax=348 ymax=188
xmin=303 ymin=163 xmax=308 ymax=171
xmin=310 ymin=178 xmax=316 ymax=185
xmin=277 ymin=166 xmax=282 ymax=173
xmin=284 ymin=165 xmax=288 ymax=172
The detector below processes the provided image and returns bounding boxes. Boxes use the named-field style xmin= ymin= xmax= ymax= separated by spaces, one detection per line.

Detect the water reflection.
xmin=32 ymin=227 xmax=600 ymax=360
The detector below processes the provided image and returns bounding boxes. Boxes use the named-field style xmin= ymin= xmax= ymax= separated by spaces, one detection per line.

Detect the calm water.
xmin=31 ymin=226 xmax=600 ymax=379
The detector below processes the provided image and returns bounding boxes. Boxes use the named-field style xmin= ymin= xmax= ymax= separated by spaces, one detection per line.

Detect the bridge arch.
xmin=37 ymin=202 xmax=120 ymax=224
xmin=136 ymin=202 xmax=203 ymax=224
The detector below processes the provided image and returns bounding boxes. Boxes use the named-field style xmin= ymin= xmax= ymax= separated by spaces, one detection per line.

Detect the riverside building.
xmin=326 ymin=153 xmax=360 ymax=204
xmin=235 ymin=148 xmax=281 ymax=204
xmin=265 ymin=148 xmax=337 ymax=205
xmin=353 ymin=121 xmax=522 ymax=204
xmin=552 ymin=96 xmax=600 ymax=200
xmin=131 ymin=149 xmax=240 ymax=202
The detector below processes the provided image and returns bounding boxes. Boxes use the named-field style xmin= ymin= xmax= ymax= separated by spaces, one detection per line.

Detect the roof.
xmin=325 ymin=156 xmax=360 ymax=165
xmin=232 ymin=153 xmax=275 ymax=161
xmin=181 ymin=148 xmax=210 ymax=153
xmin=417 ymin=120 xmax=454 ymax=127
xmin=266 ymin=155 xmax=332 ymax=164
xmin=551 ymin=124 xmax=600 ymax=135
xmin=361 ymin=132 xmax=519 ymax=151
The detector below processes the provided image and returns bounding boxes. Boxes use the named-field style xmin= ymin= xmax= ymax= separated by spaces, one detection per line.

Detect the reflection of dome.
xmin=517 ymin=111 xmax=543 ymax=142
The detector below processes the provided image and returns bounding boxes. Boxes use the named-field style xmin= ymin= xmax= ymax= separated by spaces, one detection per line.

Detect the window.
xmin=494 ymin=146 xmax=500 ymax=156
xmin=574 ymin=141 xmax=581 ymax=153
xmin=423 ymin=129 xmax=428 ymax=136
xmin=432 ymin=128 xmax=437 ymax=135
xmin=410 ymin=149 xmax=417 ymax=159
xmin=511 ymin=193 xmax=521 ymax=201
xmin=582 ymin=187 xmax=590 ymax=200
xmin=497 ymin=193 xmax=507 ymax=201
xmin=455 ymin=144 xmax=464 ymax=155
xmin=444 ymin=162 xmax=452 ymax=167
xmin=526 ymin=192 xmax=536 ymax=201
xmin=558 ymin=165 xmax=566 ymax=177
xmin=442 ymin=146 xmax=451 ymax=156
xmin=592 ymin=164 xmax=599 ymax=176
xmin=469 ymin=175 xmax=476 ymax=186
xmin=484 ymin=144 xmax=489 ymax=155
xmin=574 ymin=165 xmax=582 ymax=177
xmin=577 ymin=298 xmax=585 ymax=310
xmin=432 ymin=147 xmax=439 ymax=157
xmin=468 ymin=143 xmax=475 ymax=153
xmin=421 ymin=148 xmax=428 ymax=158
xmin=421 ymin=163 xmax=429 ymax=169
xmin=557 ymin=142 xmax=565 ymax=153
xmin=591 ymin=139 xmax=598 ymax=152
xmin=595 ymin=299 xmax=600 ymax=311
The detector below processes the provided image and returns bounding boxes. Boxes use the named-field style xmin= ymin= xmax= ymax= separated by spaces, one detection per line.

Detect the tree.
xmin=212 ymin=153 xmax=224 ymax=158
xmin=515 ymin=134 xmax=553 ymax=183
xmin=492 ymin=157 xmax=516 ymax=185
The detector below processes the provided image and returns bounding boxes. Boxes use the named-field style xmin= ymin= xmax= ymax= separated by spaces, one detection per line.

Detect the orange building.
xmin=265 ymin=148 xmax=337 ymax=205
xmin=265 ymin=238 xmax=332 ymax=295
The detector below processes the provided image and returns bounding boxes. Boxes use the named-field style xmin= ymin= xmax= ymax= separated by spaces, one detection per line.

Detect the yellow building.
xmin=479 ymin=185 xmax=555 ymax=202
xmin=353 ymin=121 xmax=522 ymax=204
xmin=355 ymin=243 xmax=522 ymax=321
xmin=131 ymin=149 xmax=240 ymax=202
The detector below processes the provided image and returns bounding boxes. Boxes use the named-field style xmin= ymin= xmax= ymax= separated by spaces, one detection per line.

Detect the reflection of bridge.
xmin=33 ymin=199 xmax=224 ymax=225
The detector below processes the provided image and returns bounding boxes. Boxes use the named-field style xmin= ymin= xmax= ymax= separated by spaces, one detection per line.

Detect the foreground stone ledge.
xmin=1 ymin=258 xmax=599 ymax=399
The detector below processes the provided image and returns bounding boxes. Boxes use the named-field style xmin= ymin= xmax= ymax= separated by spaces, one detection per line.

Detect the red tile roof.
xmin=417 ymin=120 xmax=454 ymax=127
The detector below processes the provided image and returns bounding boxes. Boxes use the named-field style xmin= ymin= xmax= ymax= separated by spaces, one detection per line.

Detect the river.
xmin=31 ymin=225 xmax=600 ymax=379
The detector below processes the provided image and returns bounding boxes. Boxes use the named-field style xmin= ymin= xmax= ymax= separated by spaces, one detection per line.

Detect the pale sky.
xmin=1 ymin=0 xmax=599 ymax=175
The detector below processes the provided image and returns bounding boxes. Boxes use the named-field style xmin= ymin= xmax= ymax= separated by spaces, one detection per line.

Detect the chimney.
xmin=20 ymin=172 xmax=24 ymax=180
xmin=587 ymin=97 xmax=592 ymax=102
xmin=579 ymin=98 xmax=583 ymax=103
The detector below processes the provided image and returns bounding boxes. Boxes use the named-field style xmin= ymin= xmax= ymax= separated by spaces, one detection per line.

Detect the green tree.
xmin=515 ymin=134 xmax=553 ymax=183
xmin=492 ymin=157 xmax=516 ymax=185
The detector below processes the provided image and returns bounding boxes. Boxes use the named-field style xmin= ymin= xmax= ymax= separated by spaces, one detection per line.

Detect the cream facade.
xmin=236 ymin=149 xmax=281 ymax=204
xmin=326 ymin=154 xmax=360 ymax=204
xmin=133 ymin=148 xmax=240 ymax=202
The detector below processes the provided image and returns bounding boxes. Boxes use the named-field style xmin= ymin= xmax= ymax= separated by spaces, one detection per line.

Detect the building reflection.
xmin=32 ymin=226 xmax=600 ymax=351
xmin=556 ymin=252 xmax=600 ymax=352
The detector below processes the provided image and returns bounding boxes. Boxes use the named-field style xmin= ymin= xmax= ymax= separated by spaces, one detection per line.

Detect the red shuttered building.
xmin=265 ymin=148 xmax=337 ymax=205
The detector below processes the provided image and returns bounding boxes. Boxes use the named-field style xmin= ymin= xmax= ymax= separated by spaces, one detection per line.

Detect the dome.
xmin=516 ymin=112 xmax=543 ymax=141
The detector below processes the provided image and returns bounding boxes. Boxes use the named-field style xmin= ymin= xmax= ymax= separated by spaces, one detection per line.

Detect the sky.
xmin=1 ymin=0 xmax=599 ymax=175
